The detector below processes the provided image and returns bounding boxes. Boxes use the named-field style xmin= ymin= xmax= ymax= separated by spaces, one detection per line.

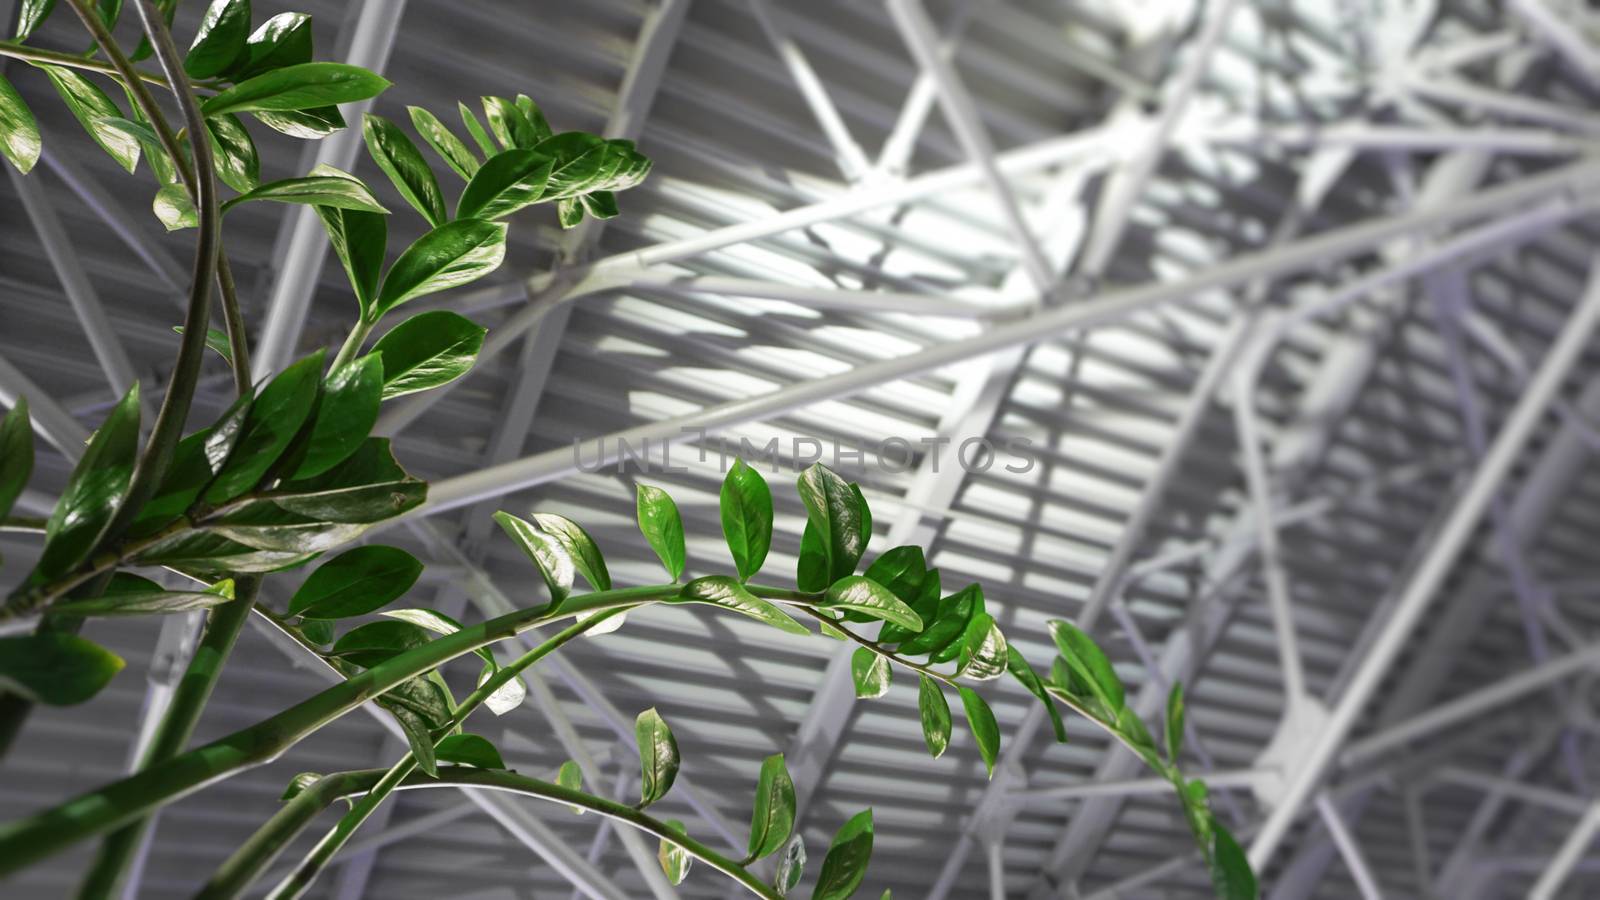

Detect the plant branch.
xmin=207 ymin=768 xmax=782 ymax=900
xmin=793 ymin=607 xmax=960 ymax=688
xmin=0 ymin=39 xmax=173 ymax=87
xmin=0 ymin=516 xmax=46 ymax=534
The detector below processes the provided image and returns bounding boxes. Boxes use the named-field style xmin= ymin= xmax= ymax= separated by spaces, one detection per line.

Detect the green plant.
xmin=0 ymin=3 xmax=1256 ymax=898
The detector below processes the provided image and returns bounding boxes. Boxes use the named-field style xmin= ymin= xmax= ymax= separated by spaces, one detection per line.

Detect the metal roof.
xmin=5 ymin=0 xmax=1600 ymax=897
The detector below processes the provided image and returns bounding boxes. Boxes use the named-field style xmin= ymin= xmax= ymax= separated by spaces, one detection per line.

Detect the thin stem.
xmin=0 ymin=39 xmax=172 ymax=87
xmin=263 ymin=612 xmax=619 ymax=900
xmin=0 ymin=516 xmax=45 ymax=533
xmin=0 ymin=586 xmax=682 ymax=872
xmin=794 ymin=607 xmax=959 ymax=688
xmin=330 ymin=318 xmax=375 ymax=372
xmin=211 ymin=769 xmax=783 ymax=900
xmin=215 ymin=255 xmax=252 ymax=394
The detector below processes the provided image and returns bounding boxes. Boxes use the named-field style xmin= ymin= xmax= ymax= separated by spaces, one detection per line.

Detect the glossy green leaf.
xmin=579 ymin=189 xmax=619 ymax=219
xmin=259 ymin=438 xmax=425 ymax=524
xmin=456 ymin=148 xmax=554 ymax=220
xmin=0 ymin=632 xmax=124 ymax=705
xmin=862 ymin=546 xmax=924 ymax=604
xmin=481 ymin=95 xmax=542 ymax=150
xmin=370 ymin=310 xmax=486 ymax=399
xmin=238 ymin=12 xmax=313 ymax=79
xmin=172 ymin=326 xmax=234 ymax=364
xmin=1005 ymin=647 xmax=1067 ymax=744
xmin=206 ymin=504 xmax=368 ymax=553
xmin=288 ymin=545 xmax=422 ymax=620
xmin=383 ymin=607 xmax=493 ymax=666
xmin=202 ymin=63 xmax=391 ymax=117
xmin=253 ymin=105 xmax=344 ymax=139
xmin=556 ymin=197 xmax=582 ymax=229
xmin=493 ymin=510 xmax=575 ymax=605
xmin=1049 ymin=619 xmax=1125 ymax=714
xmin=513 ymin=94 xmax=554 ymax=141
xmin=955 ymin=612 xmax=1007 ymax=681
xmin=474 ymin=658 xmax=525 ymax=716
xmin=658 ymin=820 xmax=692 ymax=885
xmin=529 ymin=513 xmax=610 ymax=591
xmin=719 ymin=458 xmax=772 ymax=582
xmin=534 ymin=131 xmax=652 ymax=201
xmin=824 ymin=577 xmax=921 ymax=631
xmin=40 ymin=66 xmax=139 ymax=173
xmin=0 ymin=74 xmax=40 ymax=174
xmin=408 ymin=106 xmax=478 ymax=180
xmin=797 ymin=463 xmax=868 ymax=584
xmin=225 ymin=169 xmax=388 ymax=215
xmin=329 ymin=619 xmax=430 ymax=669
xmin=436 ymin=733 xmax=505 ymax=769
xmin=377 ymin=674 xmax=451 ymax=777
xmin=775 ymin=835 xmax=806 ymax=896
xmin=0 ymin=400 xmax=34 ymax=522
xmin=796 ymin=522 xmax=829 ymax=592
xmin=1183 ymin=779 xmax=1214 ymax=851
xmin=15 ymin=0 xmax=56 ymax=40
xmin=877 ymin=567 xmax=939 ymax=645
xmin=49 ymin=573 xmax=234 ymax=618
xmin=203 ymin=351 xmax=323 ymax=503
xmin=636 ymin=483 xmax=686 ymax=581
xmin=374 ymin=218 xmax=507 ymax=316
xmin=812 ymin=809 xmax=873 ymax=900
xmin=458 ymin=101 xmax=496 ymax=156
xmin=36 ymin=384 xmax=139 ymax=579
xmin=292 ymin=355 xmax=382 ymax=479
xmin=184 ymin=0 xmax=250 ymax=79
xmin=1210 ymin=824 xmax=1257 ymax=900
xmin=153 ymin=184 xmax=197 ymax=231
xmin=896 ymin=584 xmax=976 ymax=658
xmin=850 ymin=648 xmax=891 ymax=699
xmin=131 ymin=530 xmax=318 ymax=575
xmin=206 ymin=113 xmax=259 ymax=193
xmin=746 ymin=753 xmax=796 ymax=862
xmin=129 ymin=392 xmax=253 ymax=535
xmin=1166 ymin=682 xmax=1185 ymax=765
xmin=557 ymin=758 xmax=583 ymax=793
xmin=635 ymin=707 xmax=679 ymax=809
xmin=676 ymin=575 xmax=807 ymax=635
xmin=316 ymin=205 xmax=386 ymax=317
xmin=958 ymin=687 xmax=1000 ymax=778
xmin=917 ymin=675 xmax=951 ymax=759
xmin=363 ymin=113 xmax=447 ymax=226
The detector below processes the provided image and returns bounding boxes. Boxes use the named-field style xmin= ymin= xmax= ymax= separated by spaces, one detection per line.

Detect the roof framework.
xmin=5 ymin=0 xmax=1600 ymax=897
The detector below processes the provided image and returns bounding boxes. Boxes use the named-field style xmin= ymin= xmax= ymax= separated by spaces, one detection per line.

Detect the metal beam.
xmin=1316 ymin=791 xmax=1386 ymax=900
xmin=749 ymin=0 xmax=869 ymax=180
xmin=0 ymin=351 xmax=89 ymax=459
xmin=1529 ymin=801 xmax=1600 ymax=900
xmin=252 ymin=0 xmax=407 ymax=379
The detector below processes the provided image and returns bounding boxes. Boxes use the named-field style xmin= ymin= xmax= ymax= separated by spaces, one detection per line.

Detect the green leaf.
xmin=958 ymin=687 xmax=1000 ymax=778
xmin=556 ymin=197 xmax=583 ymax=229
xmin=202 ymin=62 xmax=391 ymax=117
xmin=0 ymin=400 xmax=34 ymax=522
xmin=557 ymin=758 xmax=583 ymax=810
xmin=1210 ymin=824 xmax=1257 ymax=900
xmin=172 ymin=326 xmax=233 ymax=364
xmin=131 ymin=530 xmax=318 ymax=575
xmin=719 ymin=458 xmax=772 ymax=582
xmin=226 ymin=169 xmax=388 ymax=215
xmin=238 ymin=12 xmax=313 ymax=79
xmin=0 ymin=632 xmax=124 ymax=705
xmin=456 ymin=148 xmax=554 ymax=220
xmin=850 ymin=647 xmax=891 ymax=699
xmin=824 ymin=577 xmax=921 ymax=631
xmin=129 ymin=392 xmax=253 ymax=535
xmin=878 ymin=567 xmax=939 ymax=645
xmin=316 ymin=205 xmax=386 ymax=317
xmin=408 ymin=106 xmax=479 ymax=180
xmin=635 ymin=707 xmax=679 ymax=809
xmin=153 ymin=184 xmax=197 ymax=231
xmin=206 ymin=113 xmax=259 ymax=193
xmin=896 ymin=584 xmax=977 ymax=658
xmin=529 ymin=513 xmax=610 ymax=591
xmin=329 ymin=619 xmax=430 ymax=669
xmin=184 ymin=0 xmax=250 ymax=79
xmin=129 ymin=0 xmax=177 ymax=61
xmin=636 ymin=483 xmax=686 ymax=581
xmin=917 ymin=675 xmax=951 ymax=759
xmin=436 ymin=733 xmax=505 ymax=769
xmin=458 ymin=101 xmax=496 ymax=156
xmin=369 ymin=310 xmax=486 ymax=399
xmin=382 ymin=606 xmax=493 ymax=664
xmin=514 ymin=94 xmax=554 ymax=142
xmin=797 ymin=464 xmax=868 ymax=583
xmin=1049 ymin=619 xmax=1125 ymax=714
xmin=746 ymin=753 xmax=796 ymax=862
xmin=288 ymin=545 xmax=422 ymax=620
xmin=377 ymin=675 xmax=451 ymax=777
xmin=40 ymin=66 xmax=139 ymax=173
xmin=775 ymin=835 xmax=806 ymax=896
xmin=481 ymin=95 xmax=542 ymax=150
xmin=1005 ymin=647 xmax=1067 ymax=744
xmin=1166 ymin=682 xmax=1185 ymax=765
xmin=955 ymin=612 xmax=1007 ymax=681
xmin=812 ymin=809 xmax=873 ymax=900
xmin=36 ymin=384 xmax=139 ymax=579
xmin=658 ymin=820 xmax=692 ymax=886
xmin=49 ymin=573 xmax=234 ymax=618
xmin=579 ymin=189 xmax=619 ymax=219
xmin=257 ymin=437 xmax=424 ymax=524
xmin=253 ymin=105 xmax=344 ymax=139
xmin=291 ymin=355 xmax=382 ymax=479
xmin=374 ymin=218 xmax=507 ymax=316
xmin=533 ymin=132 xmax=653 ymax=201
xmin=16 ymin=0 xmax=56 ymax=40
xmin=796 ymin=522 xmax=829 ymax=592
xmin=474 ymin=657 xmax=526 ymax=716
xmin=203 ymin=351 xmax=323 ymax=503
xmin=493 ymin=510 xmax=575 ymax=606
xmin=280 ymin=772 xmax=320 ymax=802
xmin=1183 ymin=779 xmax=1214 ymax=850
xmin=863 ymin=546 xmax=924 ymax=604
xmin=363 ymin=113 xmax=447 ymax=226
xmin=0 ymin=74 xmax=41 ymax=174
xmin=675 ymin=575 xmax=807 ymax=635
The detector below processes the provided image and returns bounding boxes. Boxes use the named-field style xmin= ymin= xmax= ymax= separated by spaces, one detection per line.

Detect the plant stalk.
xmin=0 ymin=39 xmax=172 ymax=86
xmin=329 ymin=319 xmax=376 ymax=373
